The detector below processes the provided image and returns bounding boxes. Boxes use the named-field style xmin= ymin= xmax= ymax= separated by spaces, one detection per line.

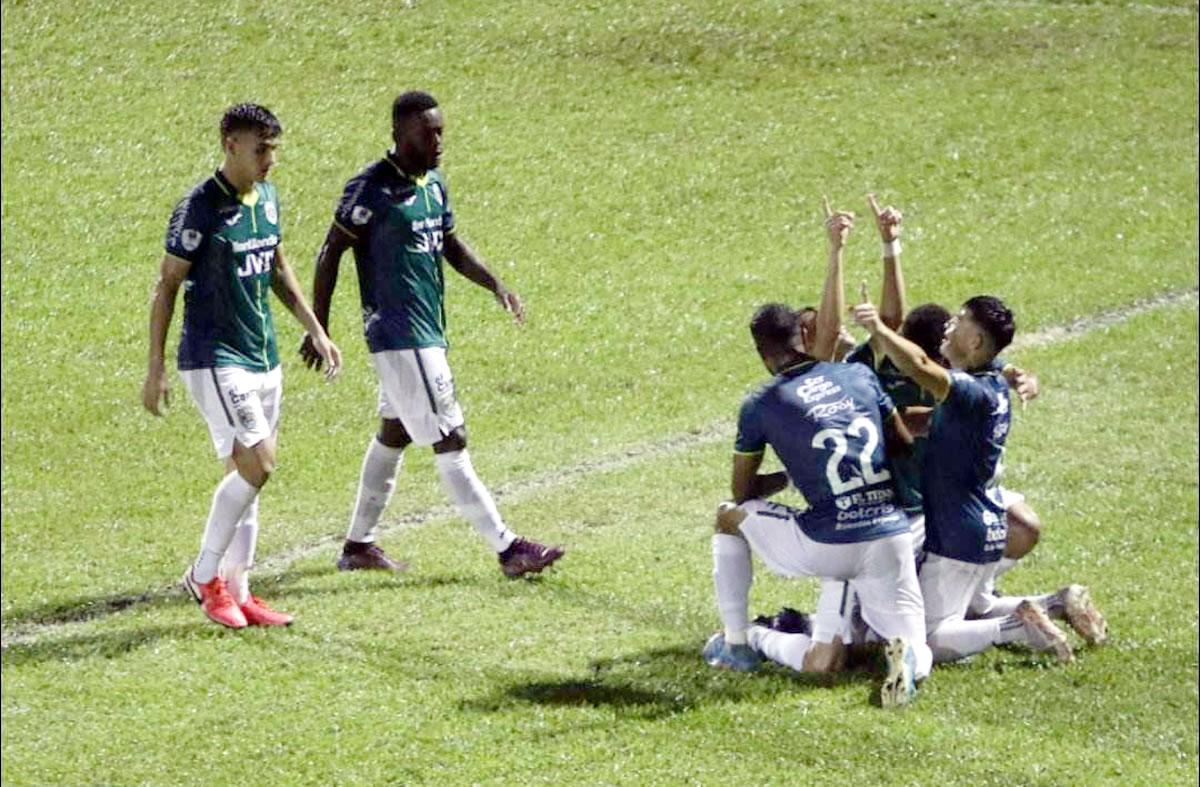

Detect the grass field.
xmin=2 ymin=0 xmax=1197 ymax=784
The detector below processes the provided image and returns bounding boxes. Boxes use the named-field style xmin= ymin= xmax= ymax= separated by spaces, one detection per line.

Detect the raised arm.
xmin=443 ymin=233 xmax=525 ymax=323
xmin=811 ymin=197 xmax=853 ymax=362
xmin=867 ymin=194 xmax=906 ymax=331
xmin=299 ymin=223 xmax=352 ymax=370
xmin=142 ymin=254 xmax=191 ymax=416
xmin=851 ymin=300 xmax=952 ymax=401
xmin=271 ymin=245 xmax=341 ymax=379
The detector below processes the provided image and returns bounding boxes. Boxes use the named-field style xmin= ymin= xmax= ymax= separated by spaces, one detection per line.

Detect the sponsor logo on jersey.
xmin=794 ymin=375 xmax=842 ymax=404
xmin=223 ymin=210 xmax=241 ymax=227
xmin=264 ymin=200 xmax=278 ymax=225
xmin=351 ymin=205 xmax=373 ymax=225
xmin=230 ymin=234 xmax=279 ymax=254
xmin=809 ymin=396 xmax=855 ymax=419
xmin=181 ymin=229 xmax=202 ymax=252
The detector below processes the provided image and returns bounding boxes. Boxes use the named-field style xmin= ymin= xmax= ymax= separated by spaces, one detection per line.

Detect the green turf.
xmin=2 ymin=0 xmax=1197 ymax=783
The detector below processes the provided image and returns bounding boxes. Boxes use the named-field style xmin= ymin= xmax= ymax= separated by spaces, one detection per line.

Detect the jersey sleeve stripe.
xmin=332 ymin=219 xmax=359 ymax=240
xmin=732 ymin=449 xmax=765 ymax=456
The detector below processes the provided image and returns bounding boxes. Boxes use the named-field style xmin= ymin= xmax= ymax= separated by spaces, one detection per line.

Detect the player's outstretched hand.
xmin=142 ymin=369 xmax=170 ymax=416
xmin=866 ymin=194 xmax=902 ymax=241
xmin=849 ymin=301 xmax=884 ymax=334
xmin=495 ymin=287 xmax=525 ymax=325
xmin=1002 ymin=364 xmax=1040 ymax=405
xmin=822 ymin=195 xmax=854 ymax=248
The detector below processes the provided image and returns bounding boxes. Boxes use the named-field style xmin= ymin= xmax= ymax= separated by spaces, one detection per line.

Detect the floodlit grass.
xmin=2 ymin=0 xmax=1197 ymax=784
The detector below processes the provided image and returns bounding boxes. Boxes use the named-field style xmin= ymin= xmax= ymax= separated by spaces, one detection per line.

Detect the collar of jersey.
xmin=212 ymin=169 xmax=260 ymax=206
xmin=778 ymin=356 xmax=818 ymax=377
xmin=385 ymin=152 xmax=430 ymax=187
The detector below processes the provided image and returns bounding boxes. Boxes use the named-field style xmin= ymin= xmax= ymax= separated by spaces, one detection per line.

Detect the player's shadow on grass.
xmin=462 ymin=642 xmax=875 ymax=723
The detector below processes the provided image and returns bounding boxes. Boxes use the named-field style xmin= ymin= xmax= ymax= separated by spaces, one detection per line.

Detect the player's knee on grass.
xmin=378 ymin=418 xmax=413 ymax=450
xmin=715 ymin=502 xmax=747 ymax=535
xmin=433 ymin=426 xmax=467 ymax=454
xmin=1004 ymin=502 xmax=1042 ymax=559
xmin=802 ymin=639 xmax=846 ymax=674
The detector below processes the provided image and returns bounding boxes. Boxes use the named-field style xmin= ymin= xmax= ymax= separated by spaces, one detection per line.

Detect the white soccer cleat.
xmin=880 ymin=637 xmax=918 ymax=708
xmin=1016 ymin=600 xmax=1074 ymax=664
xmin=1061 ymin=585 xmax=1108 ymax=646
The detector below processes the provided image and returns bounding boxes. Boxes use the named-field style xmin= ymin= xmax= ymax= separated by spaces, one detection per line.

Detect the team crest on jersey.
xmin=264 ymin=200 xmax=278 ymax=225
xmin=181 ymin=229 xmax=202 ymax=252
xmin=351 ymin=205 xmax=373 ymax=225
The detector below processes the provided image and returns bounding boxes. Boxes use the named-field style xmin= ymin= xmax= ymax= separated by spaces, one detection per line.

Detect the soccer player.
xmin=850 ymin=295 xmax=1103 ymax=663
xmin=299 ymin=90 xmax=564 ymax=578
xmin=703 ymin=206 xmax=932 ymax=708
xmin=143 ymin=103 xmax=342 ymax=629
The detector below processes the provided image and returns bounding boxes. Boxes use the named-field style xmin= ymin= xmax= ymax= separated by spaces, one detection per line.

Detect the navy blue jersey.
xmin=921 ymin=362 xmax=1012 ymax=564
xmin=165 ymin=170 xmax=281 ymax=372
xmin=735 ymin=359 xmax=908 ymax=544
xmin=333 ymin=153 xmax=456 ymax=352
xmin=846 ymin=342 xmax=937 ymax=515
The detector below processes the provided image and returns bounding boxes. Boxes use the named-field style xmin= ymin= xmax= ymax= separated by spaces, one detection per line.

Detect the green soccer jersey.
xmin=846 ymin=341 xmax=937 ymax=514
xmin=166 ymin=170 xmax=281 ymax=372
xmin=333 ymin=153 xmax=456 ymax=352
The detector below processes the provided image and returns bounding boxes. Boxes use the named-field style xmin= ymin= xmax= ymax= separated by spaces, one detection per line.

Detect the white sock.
xmin=434 ymin=450 xmax=515 ymax=552
xmin=221 ymin=498 xmax=259 ymax=604
xmin=346 ymin=438 xmax=403 ymax=543
xmin=712 ymin=534 xmax=752 ymax=645
xmin=194 ymin=472 xmax=259 ymax=584
xmin=928 ymin=617 xmax=1017 ymax=663
xmin=748 ymin=625 xmax=813 ymax=670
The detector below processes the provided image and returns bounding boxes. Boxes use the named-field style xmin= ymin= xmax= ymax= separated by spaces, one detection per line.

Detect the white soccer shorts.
xmin=919 ymin=553 xmax=1000 ymax=633
xmin=735 ymin=499 xmax=927 ymax=648
xmin=180 ymin=365 xmax=281 ymax=459
xmin=372 ymin=347 xmax=465 ymax=446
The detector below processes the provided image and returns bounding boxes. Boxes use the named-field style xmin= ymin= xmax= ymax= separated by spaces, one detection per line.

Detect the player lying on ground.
xmin=703 ymin=204 xmax=932 ymax=708
xmin=144 ymin=103 xmax=342 ymax=629
xmin=299 ymin=90 xmax=564 ymax=579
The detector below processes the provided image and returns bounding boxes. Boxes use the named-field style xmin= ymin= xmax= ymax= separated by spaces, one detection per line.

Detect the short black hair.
xmin=393 ymin=90 xmax=439 ymax=126
xmin=750 ymin=303 xmax=802 ymax=354
xmin=220 ymin=103 xmax=282 ymax=139
xmin=963 ymin=295 xmax=1016 ymax=354
xmin=901 ymin=303 xmax=952 ymax=365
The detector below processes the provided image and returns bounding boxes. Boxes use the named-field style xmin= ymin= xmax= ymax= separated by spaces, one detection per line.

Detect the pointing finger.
xmin=866 ymin=193 xmax=882 ymax=216
xmin=860 ymin=280 xmax=870 ymax=304
xmin=822 ymin=195 xmax=832 ymax=219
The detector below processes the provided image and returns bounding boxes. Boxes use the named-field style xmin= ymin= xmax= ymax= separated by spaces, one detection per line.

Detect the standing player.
xmin=703 ymin=207 xmax=933 ymax=708
xmin=143 ymin=103 xmax=342 ymax=629
xmin=299 ymin=90 xmax=564 ymax=578
xmin=851 ymin=295 xmax=1093 ymax=663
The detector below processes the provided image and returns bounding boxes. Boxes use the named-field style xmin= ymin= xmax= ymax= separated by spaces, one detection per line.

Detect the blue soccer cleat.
xmin=702 ymin=632 xmax=762 ymax=672
xmin=880 ymin=637 xmax=918 ymax=708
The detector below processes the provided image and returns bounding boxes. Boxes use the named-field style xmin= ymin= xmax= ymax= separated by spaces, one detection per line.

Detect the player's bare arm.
xmin=867 ymin=194 xmax=906 ymax=332
xmin=811 ymin=196 xmax=851 ymax=361
xmin=882 ymin=409 xmax=914 ymax=459
xmin=851 ymin=300 xmax=952 ymax=401
xmin=271 ymin=246 xmax=342 ymax=379
xmin=443 ymin=232 xmax=525 ymax=324
xmin=299 ymin=223 xmax=352 ymax=370
xmin=142 ymin=253 xmax=191 ymax=416
xmin=730 ymin=451 xmax=785 ymax=504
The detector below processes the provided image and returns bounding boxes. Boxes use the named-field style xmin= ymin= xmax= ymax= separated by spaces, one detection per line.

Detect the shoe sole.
xmin=1063 ymin=586 xmax=1107 ymax=646
xmin=337 ymin=559 xmax=408 ymax=573
xmin=880 ymin=637 xmax=917 ymax=708
xmin=1017 ymin=603 xmax=1074 ymax=664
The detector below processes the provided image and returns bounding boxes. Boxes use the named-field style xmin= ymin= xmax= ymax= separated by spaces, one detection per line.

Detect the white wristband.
xmin=883 ymin=239 xmax=902 ymax=257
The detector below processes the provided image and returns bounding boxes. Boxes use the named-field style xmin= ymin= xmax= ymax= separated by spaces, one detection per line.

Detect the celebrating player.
xmin=703 ymin=204 xmax=932 ymax=708
xmin=299 ymin=90 xmax=564 ymax=578
xmin=143 ymin=103 xmax=342 ymax=629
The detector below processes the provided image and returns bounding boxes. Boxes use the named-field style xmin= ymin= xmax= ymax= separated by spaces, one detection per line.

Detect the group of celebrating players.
xmin=143 ymin=92 xmax=1106 ymax=707
xmin=703 ymin=195 xmax=1108 ymax=705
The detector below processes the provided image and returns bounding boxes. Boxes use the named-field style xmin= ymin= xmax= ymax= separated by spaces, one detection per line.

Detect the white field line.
xmin=946 ymin=0 xmax=1196 ymax=16
xmin=2 ymin=286 xmax=1196 ymax=646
